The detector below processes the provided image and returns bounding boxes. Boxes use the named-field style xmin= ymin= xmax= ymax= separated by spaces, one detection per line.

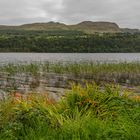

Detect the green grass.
xmin=0 ymin=84 xmax=140 ymax=140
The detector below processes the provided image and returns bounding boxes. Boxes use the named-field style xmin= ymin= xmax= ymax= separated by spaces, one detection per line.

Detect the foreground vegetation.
xmin=0 ymin=30 xmax=140 ymax=52
xmin=0 ymin=84 xmax=140 ymax=140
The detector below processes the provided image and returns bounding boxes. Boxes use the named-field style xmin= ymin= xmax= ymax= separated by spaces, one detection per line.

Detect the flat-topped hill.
xmin=0 ymin=21 xmax=139 ymax=33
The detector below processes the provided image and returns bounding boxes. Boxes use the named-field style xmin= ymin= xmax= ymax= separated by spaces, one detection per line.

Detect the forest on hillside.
xmin=0 ymin=30 xmax=140 ymax=52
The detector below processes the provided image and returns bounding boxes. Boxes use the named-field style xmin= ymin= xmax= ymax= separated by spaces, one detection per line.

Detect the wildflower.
xmin=14 ymin=92 xmax=23 ymax=99
xmin=132 ymin=96 xmax=140 ymax=101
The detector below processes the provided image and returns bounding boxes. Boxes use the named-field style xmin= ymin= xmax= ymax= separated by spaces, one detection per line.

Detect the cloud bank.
xmin=0 ymin=0 xmax=139 ymax=28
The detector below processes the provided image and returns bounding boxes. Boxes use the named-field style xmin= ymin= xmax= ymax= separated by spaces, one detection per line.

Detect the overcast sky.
xmin=0 ymin=0 xmax=139 ymax=28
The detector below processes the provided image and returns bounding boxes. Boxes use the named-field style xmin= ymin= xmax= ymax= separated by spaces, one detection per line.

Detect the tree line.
xmin=0 ymin=30 xmax=140 ymax=52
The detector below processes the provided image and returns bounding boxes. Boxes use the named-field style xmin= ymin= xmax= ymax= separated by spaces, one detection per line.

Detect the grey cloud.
xmin=59 ymin=0 xmax=140 ymax=28
xmin=0 ymin=0 xmax=139 ymax=28
xmin=0 ymin=0 xmax=52 ymax=24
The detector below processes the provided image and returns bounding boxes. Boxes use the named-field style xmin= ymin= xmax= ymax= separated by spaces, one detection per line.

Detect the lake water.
xmin=0 ymin=53 xmax=140 ymax=64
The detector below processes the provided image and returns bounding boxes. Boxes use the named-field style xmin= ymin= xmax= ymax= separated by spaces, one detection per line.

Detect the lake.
xmin=0 ymin=53 xmax=140 ymax=64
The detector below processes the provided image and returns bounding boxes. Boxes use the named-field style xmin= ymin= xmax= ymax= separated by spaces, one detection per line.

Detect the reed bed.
xmin=1 ymin=61 xmax=140 ymax=75
xmin=1 ymin=62 xmax=140 ymax=85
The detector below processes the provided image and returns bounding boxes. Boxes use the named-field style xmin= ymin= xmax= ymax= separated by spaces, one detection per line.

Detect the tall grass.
xmin=0 ymin=84 xmax=140 ymax=140
xmin=1 ymin=62 xmax=140 ymax=85
xmin=1 ymin=62 xmax=140 ymax=75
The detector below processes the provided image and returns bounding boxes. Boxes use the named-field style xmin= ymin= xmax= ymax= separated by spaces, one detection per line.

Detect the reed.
xmin=1 ymin=62 xmax=140 ymax=85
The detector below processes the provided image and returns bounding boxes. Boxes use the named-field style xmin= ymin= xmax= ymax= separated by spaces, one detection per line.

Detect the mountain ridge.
xmin=0 ymin=21 xmax=139 ymax=34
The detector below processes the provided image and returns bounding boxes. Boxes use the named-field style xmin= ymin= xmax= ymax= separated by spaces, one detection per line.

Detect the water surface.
xmin=0 ymin=53 xmax=140 ymax=64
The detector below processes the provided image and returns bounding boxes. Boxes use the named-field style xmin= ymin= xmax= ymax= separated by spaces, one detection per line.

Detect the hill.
xmin=20 ymin=22 xmax=68 ymax=30
xmin=121 ymin=28 xmax=140 ymax=33
xmin=69 ymin=21 xmax=121 ymax=33
xmin=0 ymin=21 xmax=139 ymax=34
xmin=0 ymin=21 xmax=121 ymax=33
